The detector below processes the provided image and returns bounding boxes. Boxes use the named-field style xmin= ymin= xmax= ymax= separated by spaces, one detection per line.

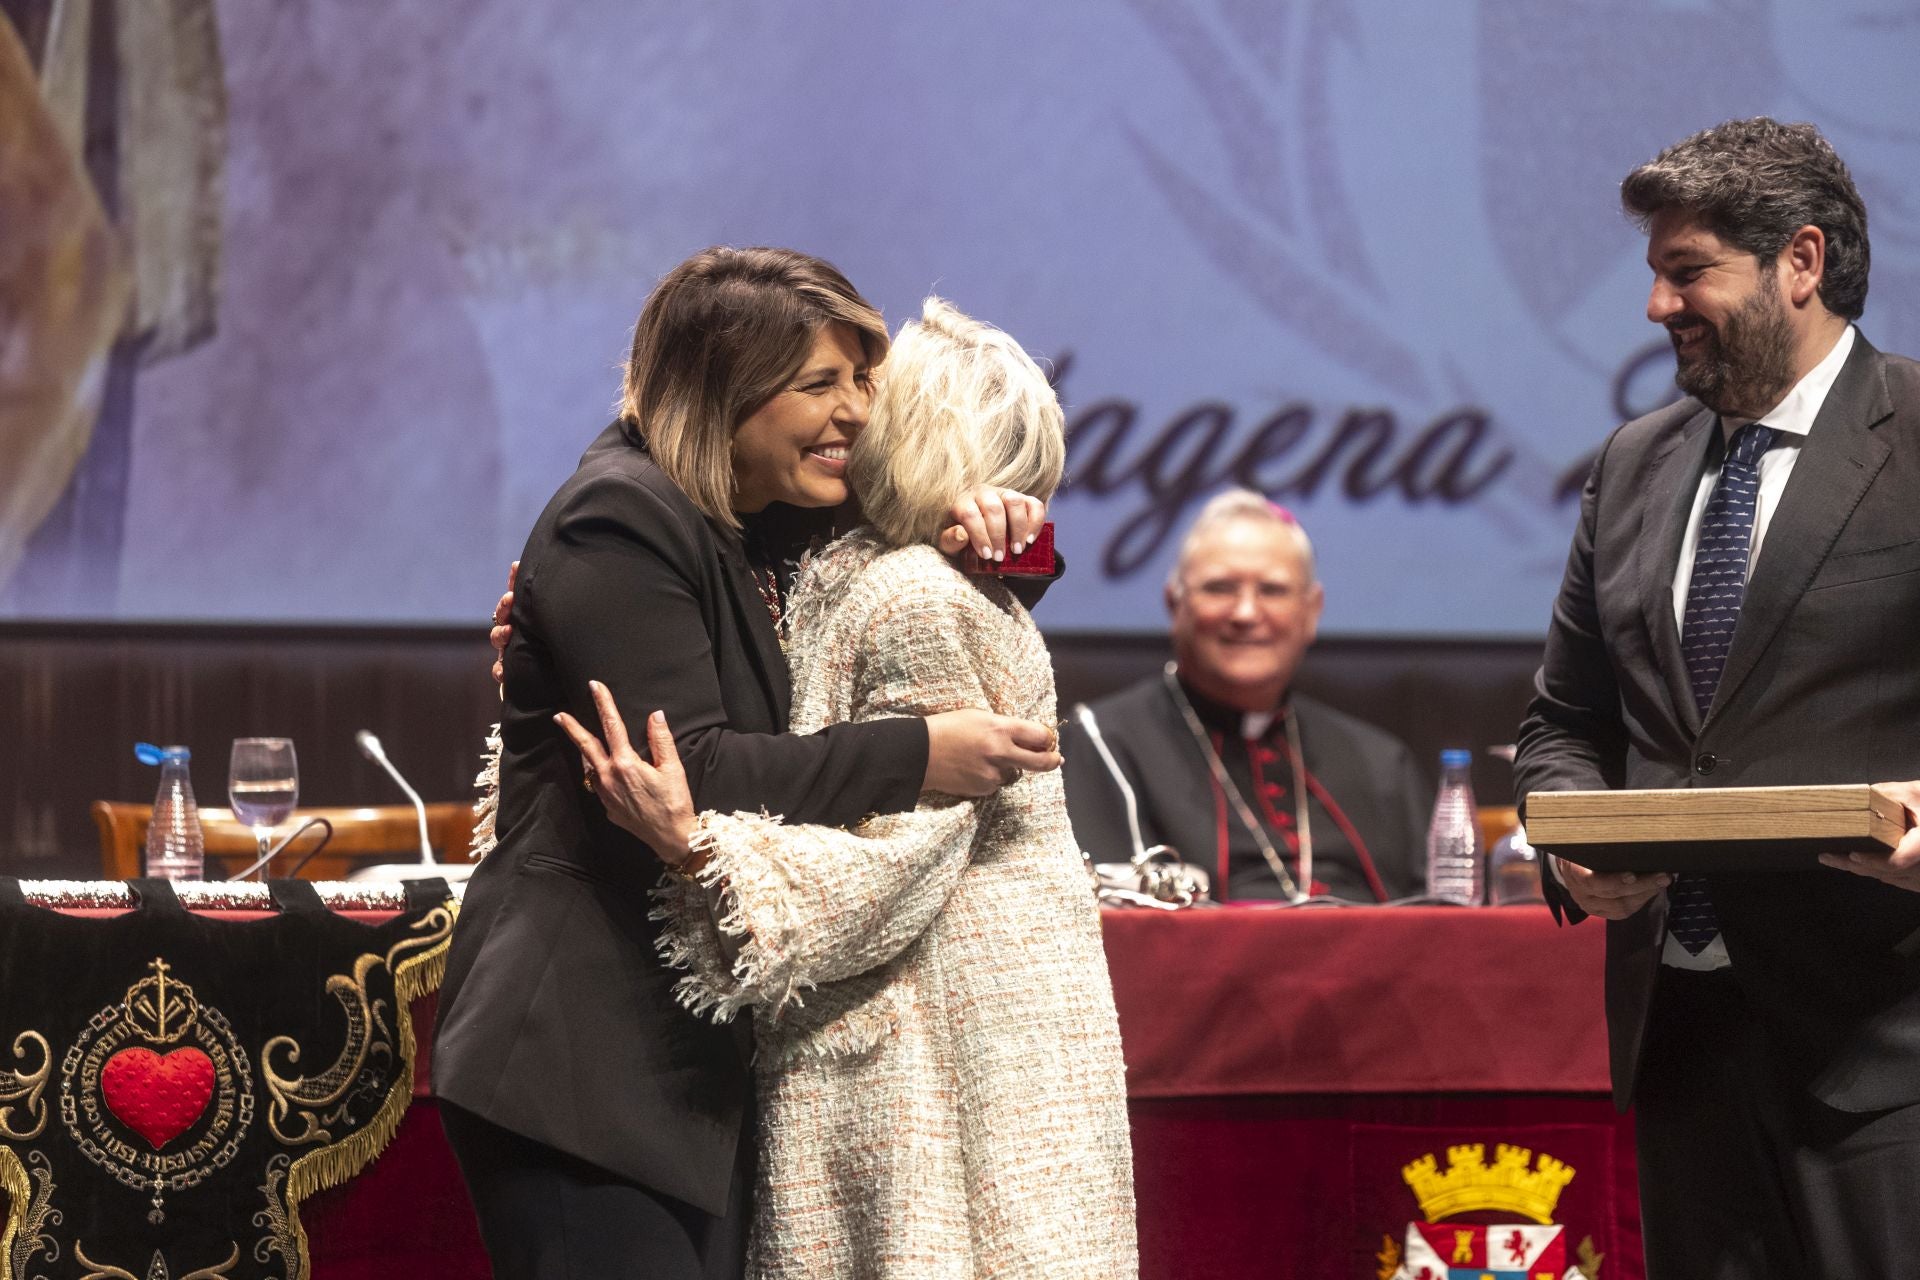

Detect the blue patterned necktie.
xmin=1668 ymin=422 xmax=1777 ymax=955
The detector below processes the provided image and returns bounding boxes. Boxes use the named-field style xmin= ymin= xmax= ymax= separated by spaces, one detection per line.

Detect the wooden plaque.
xmin=1526 ymin=784 xmax=1910 ymax=872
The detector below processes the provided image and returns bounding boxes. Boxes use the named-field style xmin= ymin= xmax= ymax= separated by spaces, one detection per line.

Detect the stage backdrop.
xmin=4 ymin=0 xmax=1916 ymax=632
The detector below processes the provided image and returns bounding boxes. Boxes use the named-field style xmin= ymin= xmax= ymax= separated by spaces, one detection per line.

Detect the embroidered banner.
xmin=0 ymin=878 xmax=456 ymax=1280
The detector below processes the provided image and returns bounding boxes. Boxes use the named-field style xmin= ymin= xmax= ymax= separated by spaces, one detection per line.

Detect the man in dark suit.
xmin=1065 ymin=489 xmax=1428 ymax=903
xmin=1515 ymin=118 xmax=1920 ymax=1277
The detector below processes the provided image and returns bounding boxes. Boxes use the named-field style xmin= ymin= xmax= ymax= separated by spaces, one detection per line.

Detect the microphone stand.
xmin=353 ymin=731 xmax=474 ymax=884
xmin=1074 ymin=704 xmax=1207 ymax=907
xmin=357 ymin=730 xmax=431 ymax=865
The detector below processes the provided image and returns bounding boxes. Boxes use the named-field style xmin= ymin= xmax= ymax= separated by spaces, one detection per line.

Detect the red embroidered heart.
xmin=100 ymin=1046 xmax=215 ymax=1150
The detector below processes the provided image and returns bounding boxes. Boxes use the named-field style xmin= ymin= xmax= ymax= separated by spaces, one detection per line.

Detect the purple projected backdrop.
xmin=4 ymin=0 xmax=1917 ymax=632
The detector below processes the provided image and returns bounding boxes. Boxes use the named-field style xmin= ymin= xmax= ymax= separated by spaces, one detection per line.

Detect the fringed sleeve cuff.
xmin=469 ymin=724 xmax=503 ymax=861
xmin=652 ymin=800 xmax=981 ymax=1025
xmin=651 ymin=810 xmax=814 ymax=1024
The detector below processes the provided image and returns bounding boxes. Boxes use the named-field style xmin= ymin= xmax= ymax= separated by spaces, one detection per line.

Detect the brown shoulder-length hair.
xmin=621 ymin=246 xmax=888 ymax=527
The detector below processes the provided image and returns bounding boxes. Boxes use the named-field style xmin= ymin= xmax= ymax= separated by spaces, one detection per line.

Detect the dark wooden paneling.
xmin=0 ymin=623 xmax=1543 ymax=878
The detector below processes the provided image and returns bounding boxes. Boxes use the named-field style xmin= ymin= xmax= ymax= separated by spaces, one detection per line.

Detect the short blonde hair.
xmin=850 ymin=298 xmax=1064 ymax=547
xmin=621 ymin=246 xmax=888 ymax=527
xmin=1166 ymin=489 xmax=1317 ymax=598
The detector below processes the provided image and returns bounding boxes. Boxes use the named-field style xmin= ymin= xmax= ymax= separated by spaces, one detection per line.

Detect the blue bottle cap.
xmin=1439 ymin=748 xmax=1472 ymax=767
xmin=135 ymin=743 xmax=191 ymax=766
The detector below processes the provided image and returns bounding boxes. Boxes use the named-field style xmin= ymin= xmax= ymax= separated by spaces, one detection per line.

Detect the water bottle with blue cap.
xmin=1425 ymin=748 xmax=1483 ymax=905
xmin=137 ymin=743 xmax=205 ymax=881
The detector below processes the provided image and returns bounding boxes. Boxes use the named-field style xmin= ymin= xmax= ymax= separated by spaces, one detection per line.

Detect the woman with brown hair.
xmin=433 ymin=248 xmax=1061 ymax=1279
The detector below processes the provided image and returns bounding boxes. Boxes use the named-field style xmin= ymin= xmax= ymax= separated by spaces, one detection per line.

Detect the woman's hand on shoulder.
xmin=936 ymin=487 xmax=1045 ymax=562
xmin=554 ymin=681 xmax=699 ymax=867
xmin=923 ymin=708 xmax=1062 ymax=796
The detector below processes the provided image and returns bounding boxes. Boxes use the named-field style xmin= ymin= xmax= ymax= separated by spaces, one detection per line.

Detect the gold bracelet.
xmin=666 ymin=817 xmax=713 ymax=881
xmin=669 ymin=844 xmax=711 ymax=880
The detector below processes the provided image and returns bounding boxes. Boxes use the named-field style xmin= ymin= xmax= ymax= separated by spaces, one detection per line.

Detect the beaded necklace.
xmin=742 ymin=525 xmax=788 ymax=650
xmin=1162 ymin=664 xmax=1309 ymax=902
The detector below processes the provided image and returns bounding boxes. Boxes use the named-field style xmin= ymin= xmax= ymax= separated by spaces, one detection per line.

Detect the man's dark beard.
xmin=1671 ymin=279 xmax=1797 ymax=417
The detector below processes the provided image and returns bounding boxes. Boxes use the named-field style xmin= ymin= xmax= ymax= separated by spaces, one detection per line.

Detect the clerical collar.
xmin=1172 ymin=672 xmax=1288 ymax=740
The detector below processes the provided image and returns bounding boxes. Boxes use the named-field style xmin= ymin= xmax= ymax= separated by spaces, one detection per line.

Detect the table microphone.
xmin=1073 ymin=704 xmax=1154 ymax=868
xmin=1074 ymin=705 xmax=1208 ymax=906
xmin=350 ymin=731 xmax=474 ymax=884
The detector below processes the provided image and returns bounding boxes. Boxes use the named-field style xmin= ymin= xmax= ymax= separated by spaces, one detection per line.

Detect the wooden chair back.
xmin=91 ymin=801 xmax=476 ymax=882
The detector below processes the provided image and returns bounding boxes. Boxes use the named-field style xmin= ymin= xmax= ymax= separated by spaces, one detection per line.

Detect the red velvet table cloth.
xmin=1103 ymin=904 xmax=1613 ymax=1097
xmin=101 ymin=903 xmax=1639 ymax=1278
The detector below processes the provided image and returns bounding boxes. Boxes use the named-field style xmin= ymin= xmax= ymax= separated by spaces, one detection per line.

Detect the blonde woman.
xmin=559 ymin=299 xmax=1137 ymax=1278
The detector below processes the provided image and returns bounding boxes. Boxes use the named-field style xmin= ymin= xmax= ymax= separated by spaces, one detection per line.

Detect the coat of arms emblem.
xmin=1378 ymin=1142 xmax=1603 ymax=1280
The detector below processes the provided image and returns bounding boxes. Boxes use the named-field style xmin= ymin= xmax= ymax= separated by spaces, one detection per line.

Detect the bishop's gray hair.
xmin=1165 ymin=489 xmax=1317 ymax=600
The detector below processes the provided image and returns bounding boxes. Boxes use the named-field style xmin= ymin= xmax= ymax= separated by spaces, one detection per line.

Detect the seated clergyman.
xmin=1063 ymin=490 xmax=1428 ymax=902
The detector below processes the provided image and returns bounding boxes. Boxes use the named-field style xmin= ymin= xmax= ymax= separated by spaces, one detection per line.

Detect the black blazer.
xmin=1516 ymin=335 xmax=1920 ymax=1113
xmin=434 ymin=421 xmax=929 ymax=1214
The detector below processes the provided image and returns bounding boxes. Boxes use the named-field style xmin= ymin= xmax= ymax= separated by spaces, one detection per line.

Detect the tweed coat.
xmin=655 ymin=531 xmax=1138 ymax=1280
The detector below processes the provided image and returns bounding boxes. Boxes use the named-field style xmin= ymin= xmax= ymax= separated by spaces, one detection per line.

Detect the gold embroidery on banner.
xmin=0 ymin=904 xmax=454 ymax=1280
xmin=0 ymin=1148 xmax=20 ymax=1280
xmin=58 ymin=961 xmax=255 ymax=1226
xmin=73 ymin=1241 xmax=237 ymax=1280
xmin=2 ymin=1148 xmax=61 ymax=1280
xmin=261 ymin=951 xmax=387 ymax=1146
xmin=252 ymin=902 xmax=457 ymax=1280
xmin=0 ymin=1034 xmax=49 ymax=1141
xmin=0 ymin=1051 xmax=49 ymax=1279
xmin=124 ymin=961 xmax=197 ymax=1046
xmin=1577 ymin=1234 xmax=1605 ymax=1278
xmin=71 ymin=1243 xmax=136 ymax=1280
xmin=250 ymin=1154 xmax=298 ymax=1272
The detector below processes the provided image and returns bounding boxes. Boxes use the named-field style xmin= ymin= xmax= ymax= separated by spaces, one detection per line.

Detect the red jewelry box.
xmin=957 ymin=521 xmax=1055 ymax=577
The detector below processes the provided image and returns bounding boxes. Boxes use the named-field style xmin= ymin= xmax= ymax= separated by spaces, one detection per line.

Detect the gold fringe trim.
xmin=275 ymin=897 xmax=460 ymax=1280
xmin=0 ymin=1146 xmax=28 ymax=1280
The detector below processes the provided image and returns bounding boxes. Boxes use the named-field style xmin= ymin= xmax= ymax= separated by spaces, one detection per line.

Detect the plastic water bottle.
xmin=1425 ymin=748 xmax=1483 ymax=905
xmin=140 ymin=743 xmax=205 ymax=881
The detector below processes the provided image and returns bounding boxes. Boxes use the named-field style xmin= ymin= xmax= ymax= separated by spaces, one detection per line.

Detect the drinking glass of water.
xmin=229 ymin=737 xmax=298 ymax=877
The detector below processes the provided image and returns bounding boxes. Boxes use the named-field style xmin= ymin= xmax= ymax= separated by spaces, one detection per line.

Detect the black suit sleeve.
xmin=1515 ymin=441 xmax=1630 ymax=803
xmin=1514 ymin=442 xmax=1629 ymax=924
xmin=1003 ymin=549 xmax=1065 ymax=613
xmin=524 ymin=475 xmax=927 ymax=827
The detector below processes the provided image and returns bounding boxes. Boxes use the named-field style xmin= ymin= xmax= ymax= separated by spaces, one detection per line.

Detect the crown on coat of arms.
xmin=1402 ymin=1143 xmax=1575 ymax=1224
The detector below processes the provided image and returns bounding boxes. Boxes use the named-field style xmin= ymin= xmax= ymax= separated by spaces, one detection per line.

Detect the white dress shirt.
xmin=1660 ymin=324 xmax=1856 ymax=970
